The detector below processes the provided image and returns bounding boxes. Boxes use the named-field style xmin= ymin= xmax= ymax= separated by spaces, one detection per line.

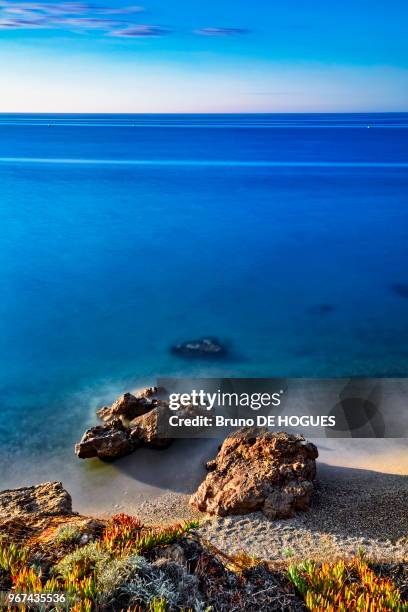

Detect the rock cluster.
xmin=190 ymin=428 xmax=318 ymax=520
xmin=75 ymin=387 xmax=173 ymax=460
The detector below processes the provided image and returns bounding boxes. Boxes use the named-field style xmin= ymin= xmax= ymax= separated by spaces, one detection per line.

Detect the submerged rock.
xmin=391 ymin=283 xmax=408 ymax=299
xmin=308 ymin=303 xmax=335 ymax=315
xmin=171 ymin=337 xmax=226 ymax=357
xmin=75 ymin=418 xmax=135 ymax=460
xmin=190 ymin=428 xmax=318 ymax=520
xmin=96 ymin=388 xmax=159 ymax=422
xmin=0 ymin=482 xmax=72 ymax=519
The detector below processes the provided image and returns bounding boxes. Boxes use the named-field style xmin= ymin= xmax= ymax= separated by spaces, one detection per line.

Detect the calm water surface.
xmin=0 ymin=113 xmax=407 ymax=498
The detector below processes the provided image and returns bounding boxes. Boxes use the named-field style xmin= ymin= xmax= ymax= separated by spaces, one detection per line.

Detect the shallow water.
xmin=1 ymin=113 xmax=407 ymax=500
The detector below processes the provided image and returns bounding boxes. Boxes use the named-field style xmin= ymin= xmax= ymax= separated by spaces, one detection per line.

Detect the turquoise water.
xmin=1 ymin=113 xmax=407 ymax=493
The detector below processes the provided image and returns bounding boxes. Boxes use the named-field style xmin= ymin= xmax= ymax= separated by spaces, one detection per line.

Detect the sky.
xmin=0 ymin=0 xmax=407 ymax=112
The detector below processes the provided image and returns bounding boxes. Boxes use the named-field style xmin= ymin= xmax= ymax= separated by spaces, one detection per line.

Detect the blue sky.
xmin=0 ymin=0 xmax=407 ymax=112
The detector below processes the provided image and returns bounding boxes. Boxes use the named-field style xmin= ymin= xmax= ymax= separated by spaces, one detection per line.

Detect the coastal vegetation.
xmin=0 ymin=513 xmax=407 ymax=611
xmin=287 ymin=556 xmax=408 ymax=611
xmin=1 ymin=433 xmax=407 ymax=611
xmin=0 ymin=516 xmax=201 ymax=611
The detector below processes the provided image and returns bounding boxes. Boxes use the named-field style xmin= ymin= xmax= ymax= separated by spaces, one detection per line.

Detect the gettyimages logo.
xmin=156 ymin=377 xmax=406 ymax=439
xmin=168 ymin=388 xmax=283 ymax=411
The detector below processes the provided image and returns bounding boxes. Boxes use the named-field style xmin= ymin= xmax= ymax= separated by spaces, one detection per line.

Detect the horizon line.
xmin=0 ymin=111 xmax=407 ymax=116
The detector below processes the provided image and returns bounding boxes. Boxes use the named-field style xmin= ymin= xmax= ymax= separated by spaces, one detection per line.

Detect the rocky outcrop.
xmin=0 ymin=482 xmax=72 ymax=519
xmin=190 ymin=428 xmax=318 ymax=520
xmin=75 ymin=387 xmax=174 ymax=460
xmin=96 ymin=388 xmax=159 ymax=422
xmin=75 ymin=418 xmax=135 ymax=460
xmin=171 ymin=337 xmax=226 ymax=357
xmin=0 ymin=483 xmax=105 ymax=557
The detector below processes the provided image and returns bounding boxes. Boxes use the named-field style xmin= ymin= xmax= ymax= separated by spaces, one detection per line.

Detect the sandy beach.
xmin=67 ymin=437 xmax=407 ymax=510
xmin=195 ymin=463 xmax=408 ymax=563
xmin=60 ymin=436 xmax=408 ymax=565
xmin=4 ymin=379 xmax=406 ymax=566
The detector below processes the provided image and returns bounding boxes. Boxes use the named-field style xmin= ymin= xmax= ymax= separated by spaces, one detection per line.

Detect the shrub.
xmin=53 ymin=542 xmax=110 ymax=582
xmin=102 ymin=514 xmax=199 ymax=555
xmin=50 ymin=516 xmax=201 ymax=610
xmin=53 ymin=541 xmax=108 ymax=606
xmin=131 ymin=524 xmax=192 ymax=555
xmin=96 ymin=554 xmax=173 ymax=608
xmin=54 ymin=524 xmax=83 ymax=546
xmin=152 ymin=558 xmax=205 ymax=611
xmin=96 ymin=554 xmax=205 ymax=611
xmin=288 ymin=557 xmax=407 ymax=611
xmin=70 ymin=598 xmax=93 ymax=612
xmin=0 ymin=540 xmax=29 ymax=573
xmin=102 ymin=513 xmax=142 ymax=554
xmin=94 ymin=554 xmax=140 ymax=604
xmin=11 ymin=566 xmax=60 ymax=594
xmin=149 ymin=597 xmax=167 ymax=612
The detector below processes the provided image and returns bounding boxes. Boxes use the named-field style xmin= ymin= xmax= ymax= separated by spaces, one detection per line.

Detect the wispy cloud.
xmin=110 ymin=24 xmax=170 ymax=37
xmin=0 ymin=4 xmax=248 ymax=39
xmin=97 ymin=5 xmax=143 ymax=15
xmin=0 ymin=2 xmax=90 ymax=16
xmin=0 ymin=16 xmax=49 ymax=28
xmin=194 ymin=27 xmax=249 ymax=36
xmin=0 ymin=2 xmax=145 ymax=31
xmin=56 ymin=17 xmax=119 ymax=30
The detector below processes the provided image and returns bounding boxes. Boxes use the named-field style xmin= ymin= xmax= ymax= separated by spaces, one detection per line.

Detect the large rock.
xmin=75 ymin=418 xmax=135 ymax=460
xmin=171 ymin=337 xmax=225 ymax=357
xmin=0 ymin=482 xmax=72 ymax=519
xmin=190 ymin=429 xmax=318 ymax=519
xmin=129 ymin=404 xmax=173 ymax=449
xmin=96 ymin=387 xmax=158 ymax=422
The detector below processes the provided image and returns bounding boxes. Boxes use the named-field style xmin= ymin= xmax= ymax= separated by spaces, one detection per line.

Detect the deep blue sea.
xmin=1 ymin=113 xmax=407 ymax=500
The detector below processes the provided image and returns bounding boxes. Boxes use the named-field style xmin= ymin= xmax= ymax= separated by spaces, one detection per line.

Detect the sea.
xmin=0 ymin=113 xmax=407 ymax=508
